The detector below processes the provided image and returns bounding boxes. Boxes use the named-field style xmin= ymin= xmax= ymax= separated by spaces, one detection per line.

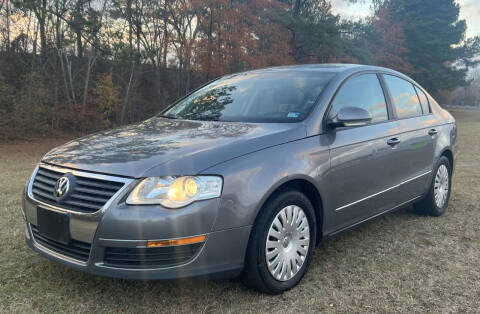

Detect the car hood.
xmin=41 ymin=117 xmax=307 ymax=178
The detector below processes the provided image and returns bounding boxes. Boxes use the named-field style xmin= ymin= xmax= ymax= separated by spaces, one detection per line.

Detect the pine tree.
xmin=388 ymin=0 xmax=480 ymax=94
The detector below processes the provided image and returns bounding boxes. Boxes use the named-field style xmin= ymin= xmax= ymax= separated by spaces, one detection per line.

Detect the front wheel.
xmin=242 ymin=189 xmax=317 ymax=294
xmin=414 ymin=156 xmax=452 ymax=216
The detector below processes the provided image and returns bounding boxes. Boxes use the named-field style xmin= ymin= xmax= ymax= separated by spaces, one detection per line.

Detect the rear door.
xmin=324 ymin=73 xmax=400 ymax=232
xmin=381 ymin=74 xmax=436 ymax=202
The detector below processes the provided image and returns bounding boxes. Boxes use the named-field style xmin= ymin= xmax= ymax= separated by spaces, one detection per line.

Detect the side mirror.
xmin=328 ymin=106 xmax=372 ymax=128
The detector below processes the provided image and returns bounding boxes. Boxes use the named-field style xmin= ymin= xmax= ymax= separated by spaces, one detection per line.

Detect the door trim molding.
xmin=335 ymin=170 xmax=431 ymax=211
xmin=329 ymin=195 xmax=423 ymax=237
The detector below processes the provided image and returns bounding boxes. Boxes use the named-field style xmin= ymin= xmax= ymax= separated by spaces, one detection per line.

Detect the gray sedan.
xmin=22 ymin=64 xmax=457 ymax=294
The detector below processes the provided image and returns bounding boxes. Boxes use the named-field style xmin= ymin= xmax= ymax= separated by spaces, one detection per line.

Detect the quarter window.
xmin=384 ymin=75 xmax=423 ymax=118
xmin=330 ymin=74 xmax=388 ymax=123
xmin=415 ymin=86 xmax=430 ymax=114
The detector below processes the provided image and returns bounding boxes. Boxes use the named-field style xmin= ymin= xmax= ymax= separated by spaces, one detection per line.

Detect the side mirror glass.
xmin=328 ymin=106 xmax=372 ymax=128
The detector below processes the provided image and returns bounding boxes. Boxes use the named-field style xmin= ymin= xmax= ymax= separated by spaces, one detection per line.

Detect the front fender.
xmin=201 ymin=136 xmax=330 ymax=232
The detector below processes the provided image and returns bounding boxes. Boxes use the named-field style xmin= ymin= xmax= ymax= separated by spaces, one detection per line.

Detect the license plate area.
xmin=37 ymin=207 xmax=70 ymax=245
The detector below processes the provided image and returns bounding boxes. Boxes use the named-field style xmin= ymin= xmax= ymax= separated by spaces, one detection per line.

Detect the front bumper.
xmin=25 ymin=223 xmax=250 ymax=280
xmin=22 ymin=165 xmax=251 ymax=280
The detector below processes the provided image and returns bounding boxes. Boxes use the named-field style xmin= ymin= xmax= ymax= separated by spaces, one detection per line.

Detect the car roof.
xmin=263 ymin=63 xmax=365 ymax=72
xmin=225 ymin=64 xmax=403 ymax=77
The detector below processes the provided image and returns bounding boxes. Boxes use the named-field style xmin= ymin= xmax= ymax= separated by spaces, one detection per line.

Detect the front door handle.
xmin=428 ymin=129 xmax=438 ymax=136
xmin=387 ymin=138 xmax=401 ymax=146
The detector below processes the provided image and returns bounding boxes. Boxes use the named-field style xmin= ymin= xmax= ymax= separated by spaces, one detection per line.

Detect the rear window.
xmin=384 ymin=75 xmax=422 ymax=118
xmin=415 ymin=86 xmax=430 ymax=114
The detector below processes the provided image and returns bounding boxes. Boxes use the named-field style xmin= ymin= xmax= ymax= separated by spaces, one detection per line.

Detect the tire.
xmin=414 ymin=156 xmax=452 ymax=216
xmin=242 ymin=189 xmax=317 ymax=294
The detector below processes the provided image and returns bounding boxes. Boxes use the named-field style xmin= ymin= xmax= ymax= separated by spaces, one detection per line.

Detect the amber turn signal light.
xmin=147 ymin=235 xmax=206 ymax=248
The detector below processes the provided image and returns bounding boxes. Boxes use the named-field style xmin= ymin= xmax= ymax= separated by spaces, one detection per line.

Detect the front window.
xmin=329 ymin=74 xmax=389 ymax=123
xmin=161 ymin=71 xmax=335 ymax=122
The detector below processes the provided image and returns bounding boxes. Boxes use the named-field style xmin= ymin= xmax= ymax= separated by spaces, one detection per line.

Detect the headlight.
xmin=126 ymin=176 xmax=223 ymax=208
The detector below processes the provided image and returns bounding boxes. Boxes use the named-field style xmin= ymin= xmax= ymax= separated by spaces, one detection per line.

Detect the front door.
xmin=322 ymin=73 xmax=399 ymax=233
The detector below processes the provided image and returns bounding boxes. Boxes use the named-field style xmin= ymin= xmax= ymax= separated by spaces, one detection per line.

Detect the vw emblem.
xmin=54 ymin=176 xmax=70 ymax=200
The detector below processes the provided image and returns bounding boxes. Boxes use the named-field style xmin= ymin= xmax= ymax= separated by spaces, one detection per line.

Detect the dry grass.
xmin=0 ymin=109 xmax=479 ymax=313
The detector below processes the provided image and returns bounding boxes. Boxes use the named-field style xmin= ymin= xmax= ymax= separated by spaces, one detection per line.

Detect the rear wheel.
xmin=242 ymin=189 xmax=316 ymax=294
xmin=414 ymin=156 xmax=452 ymax=216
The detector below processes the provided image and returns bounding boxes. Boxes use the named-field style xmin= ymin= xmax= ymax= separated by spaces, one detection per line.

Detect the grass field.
xmin=1 ymin=108 xmax=479 ymax=313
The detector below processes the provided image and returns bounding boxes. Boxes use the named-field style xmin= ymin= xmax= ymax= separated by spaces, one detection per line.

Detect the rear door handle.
xmin=387 ymin=138 xmax=401 ymax=146
xmin=428 ymin=129 xmax=438 ymax=136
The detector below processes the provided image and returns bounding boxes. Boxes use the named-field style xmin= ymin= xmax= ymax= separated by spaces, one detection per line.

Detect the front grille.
xmin=30 ymin=225 xmax=91 ymax=262
xmin=104 ymin=244 xmax=203 ymax=269
xmin=31 ymin=166 xmax=125 ymax=213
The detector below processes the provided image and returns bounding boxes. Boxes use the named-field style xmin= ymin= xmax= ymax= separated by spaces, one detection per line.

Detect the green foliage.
xmin=387 ymin=0 xmax=480 ymax=93
xmin=338 ymin=20 xmax=377 ymax=64
xmin=93 ymin=72 xmax=121 ymax=127
xmin=275 ymin=1 xmax=348 ymax=63
xmin=0 ymin=74 xmax=15 ymax=140
xmin=7 ymin=71 xmax=54 ymax=138
xmin=0 ymin=74 xmax=14 ymax=110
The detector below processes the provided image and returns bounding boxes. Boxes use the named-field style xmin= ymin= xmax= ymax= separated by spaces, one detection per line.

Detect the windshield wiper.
xmin=158 ymin=114 xmax=223 ymax=122
xmin=196 ymin=117 xmax=220 ymax=121
xmin=158 ymin=114 xmax=178 ymax=119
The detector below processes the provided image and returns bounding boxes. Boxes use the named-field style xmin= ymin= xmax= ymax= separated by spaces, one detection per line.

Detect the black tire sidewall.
xmin=254 ymin=190 xmax=317 ymax=293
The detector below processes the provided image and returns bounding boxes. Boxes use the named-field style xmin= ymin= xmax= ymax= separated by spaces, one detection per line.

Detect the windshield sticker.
xmin=287 ymin=112 xmax=300 ymax=118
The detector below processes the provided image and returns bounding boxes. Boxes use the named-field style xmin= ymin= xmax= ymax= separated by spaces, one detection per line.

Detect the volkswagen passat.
xmin=22 ymin=64 xmax=457 ymax=294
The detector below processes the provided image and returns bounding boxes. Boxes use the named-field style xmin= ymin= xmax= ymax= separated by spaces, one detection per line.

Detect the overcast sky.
xmin=331 ymin=0 xmax=480 ymax=38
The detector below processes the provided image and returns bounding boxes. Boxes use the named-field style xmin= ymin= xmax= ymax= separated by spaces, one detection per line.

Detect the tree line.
xmin=0 ymin=0 xmax=478 ymax=140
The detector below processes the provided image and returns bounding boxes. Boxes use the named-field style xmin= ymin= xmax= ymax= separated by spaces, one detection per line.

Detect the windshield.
xmin=161 ymin=71 xmax=335 ymax=122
